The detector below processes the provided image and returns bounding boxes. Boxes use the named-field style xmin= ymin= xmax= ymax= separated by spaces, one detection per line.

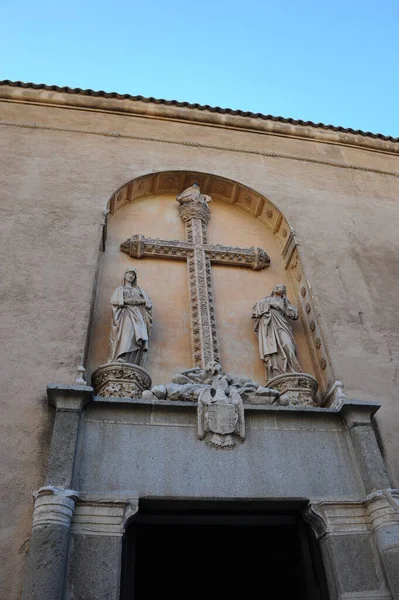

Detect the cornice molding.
xmin=1 ymin=119 xmax=398 ymax=178
xmin=0 ymin=82 xmax=398 ymax=156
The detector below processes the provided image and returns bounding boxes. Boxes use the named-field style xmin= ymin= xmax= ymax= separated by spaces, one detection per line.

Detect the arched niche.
xmin=88 ymin=171 xmax=334 ymax=394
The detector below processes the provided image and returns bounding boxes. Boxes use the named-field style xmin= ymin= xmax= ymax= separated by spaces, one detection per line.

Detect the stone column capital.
xmin=303 ymin=500 xmax=370 ymax=540
xmin=365 ymin=489 xmax=399 ymax=597
xmin=32 ymin=486 xmax=79 ymax=529
xmin=47 ymin=383 xmax=93 ymax=412
xmin=71 ymin=495 xmax=139 ymax=536
xmin=366 ymin=488 xmax=399 ymax=530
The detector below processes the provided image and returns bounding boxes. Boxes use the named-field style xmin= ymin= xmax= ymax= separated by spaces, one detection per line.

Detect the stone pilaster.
xmin=66 ymin=497 xmax=139 ymax=600
xmin=367 ymin=490 xmax=399 ymax=599
xmin=22 ymin=384 xmax=93 ymax=600
xmin=340 ymin=401 xmax=391 ymax=495
xmin=304 ymin=500 xmax=391 ymax=600
xmin=46 ymin=383 xmax=93 ymax=488
xmin=22 ymin=487 xmax=78 ymax=600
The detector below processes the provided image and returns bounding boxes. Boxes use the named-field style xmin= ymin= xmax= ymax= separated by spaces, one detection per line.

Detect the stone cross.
xmin=120 ymin=185 xmax=270 ymax=367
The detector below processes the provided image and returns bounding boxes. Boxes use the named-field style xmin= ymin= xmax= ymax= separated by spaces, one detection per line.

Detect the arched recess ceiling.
xmin=105 ymin=171 xmax=335 ymax=395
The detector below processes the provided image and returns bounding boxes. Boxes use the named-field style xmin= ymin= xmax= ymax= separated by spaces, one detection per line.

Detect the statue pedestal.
xmin=266 ymin=373 xmax=318 ymax=406
xmin=91 ymin=363 xmax=152 ymax=399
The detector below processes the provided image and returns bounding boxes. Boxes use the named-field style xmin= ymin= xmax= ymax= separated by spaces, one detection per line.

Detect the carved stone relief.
xmin=89 ymin=173 xmax=346 ymax=418
xmin=120 ymin=184 xmax=270 ymax=368
xmin=106 ymin=171 xmax=336 ymax=395
xmin=142 ymin=361 xmax=280 ymax=405
xmin=197 ymin=377 xmax=245 ymax=449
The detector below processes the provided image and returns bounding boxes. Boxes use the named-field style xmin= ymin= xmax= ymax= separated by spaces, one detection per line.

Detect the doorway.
xmin=120 ymin=500 xmax=329 ymax=600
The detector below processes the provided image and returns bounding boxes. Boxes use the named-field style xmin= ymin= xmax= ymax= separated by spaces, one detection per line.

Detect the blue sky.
xmin=2 ymin=0 xmax=399 ymax=136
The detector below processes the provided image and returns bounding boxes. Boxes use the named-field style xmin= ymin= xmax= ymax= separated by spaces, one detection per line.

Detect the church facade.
xmin=1 ymin=81 xmax=399 ymax=599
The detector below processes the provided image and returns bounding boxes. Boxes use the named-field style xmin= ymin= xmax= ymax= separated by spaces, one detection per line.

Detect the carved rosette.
xmin=178 ymin=202 xmax=210 ymax=225
xmin=91 ymin=362 xmax=152 ymax=398
xmin=266 ymin=373 xmax=318 ymax=406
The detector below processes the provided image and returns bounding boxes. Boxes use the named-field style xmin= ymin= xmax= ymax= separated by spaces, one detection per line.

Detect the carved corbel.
xmin=302 ymin=503 xmax=330 ymax=540
xmin=123 ymin=499 xmax=139 ymax=529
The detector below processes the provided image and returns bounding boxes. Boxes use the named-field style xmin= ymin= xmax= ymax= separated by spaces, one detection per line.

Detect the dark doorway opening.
xmin=121 ymin=500 xmax=329 ymax=600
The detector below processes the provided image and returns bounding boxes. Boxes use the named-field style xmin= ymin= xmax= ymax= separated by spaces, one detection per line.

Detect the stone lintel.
xmin=47 ymin=383 xmax=93 ymax=412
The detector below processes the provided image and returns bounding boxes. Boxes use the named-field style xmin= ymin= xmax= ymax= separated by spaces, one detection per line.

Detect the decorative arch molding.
xmin=104 ymin=170 xmax=335 ymax=396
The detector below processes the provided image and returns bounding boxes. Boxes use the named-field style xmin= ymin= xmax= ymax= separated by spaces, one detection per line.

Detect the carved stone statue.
xmin=176 ymin=182 xmax=211 ymax=207
xmin=252 ymin=284 xmax=301 ymax=380
xmin=197 ymin=376 xmax=245 ymax=448
xmin=171 ymin=360 xmax=222 ymax=385
xmin=149 ymin=361 xmax=224 ymax=402
xmin=92 ymin=267 xmax=153 ymax=399
xmin=252 ymin=284 xmax=319 ymax=406
xmin=144 ymin=361 xmax=280 ymax=405
xmin=109 ymin=267 xmax=153 ymax=366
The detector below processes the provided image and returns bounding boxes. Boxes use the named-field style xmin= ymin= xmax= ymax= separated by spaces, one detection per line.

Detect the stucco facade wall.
xmin=0 ymin=86 xmax=398 ymax=599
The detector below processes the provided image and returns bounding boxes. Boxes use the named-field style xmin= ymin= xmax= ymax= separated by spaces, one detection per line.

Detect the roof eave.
xmin=0 ymin=80 xmax=398 ymax=155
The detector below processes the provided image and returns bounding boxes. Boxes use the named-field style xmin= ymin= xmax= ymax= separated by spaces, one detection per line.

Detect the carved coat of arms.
xmin=197 ymin=377 xmax=245 ymax=448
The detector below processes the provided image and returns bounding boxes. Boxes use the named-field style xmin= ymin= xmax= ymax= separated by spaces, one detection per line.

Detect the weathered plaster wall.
xmin=0 ymin=88 xmax=398 ymax=598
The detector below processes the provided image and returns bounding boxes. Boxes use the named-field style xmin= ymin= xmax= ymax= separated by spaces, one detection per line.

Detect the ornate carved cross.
xmin=120 ymin=185 xmax=270 ymax=367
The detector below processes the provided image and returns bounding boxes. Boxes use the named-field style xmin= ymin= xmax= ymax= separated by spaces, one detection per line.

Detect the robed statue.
xmin=252 ymin=284 xmax=301 ymax=380
xmin=109 ymin=267 xmax=153 ymax=366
